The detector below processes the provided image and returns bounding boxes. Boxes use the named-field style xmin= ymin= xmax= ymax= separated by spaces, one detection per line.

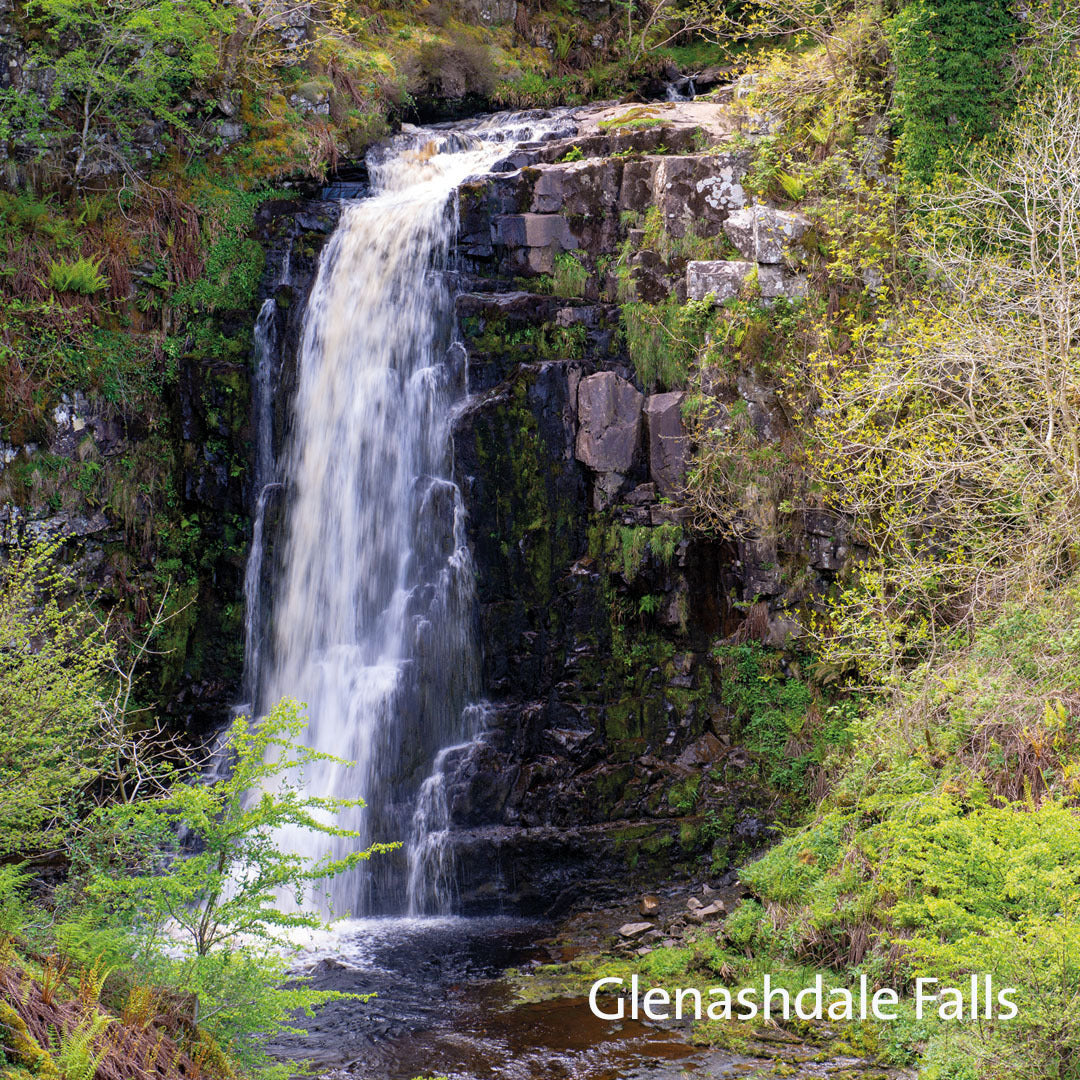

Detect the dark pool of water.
xmin=268 ymin=917 xmax=909 ymax=1080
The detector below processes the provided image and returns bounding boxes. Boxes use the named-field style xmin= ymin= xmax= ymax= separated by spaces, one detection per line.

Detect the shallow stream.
xmin=269 ymin=918 xmax=911 ymax=1080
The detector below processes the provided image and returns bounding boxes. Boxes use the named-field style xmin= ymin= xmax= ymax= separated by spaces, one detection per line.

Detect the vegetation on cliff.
xmin=618 ymin=3 xmax=1080 ymax=1078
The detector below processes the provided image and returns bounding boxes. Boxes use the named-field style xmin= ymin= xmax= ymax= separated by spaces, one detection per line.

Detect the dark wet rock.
xmin=575 ymin=372 xmax=643 ymax=475
xmin=643 ymin=391 xmax=688 ymax=498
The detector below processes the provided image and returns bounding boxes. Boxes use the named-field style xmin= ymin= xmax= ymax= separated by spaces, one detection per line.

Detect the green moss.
xmin=667 ymin=774 xmax=701 ymax=815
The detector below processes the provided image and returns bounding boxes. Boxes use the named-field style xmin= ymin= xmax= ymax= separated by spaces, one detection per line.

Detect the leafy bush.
xmin=886 ymin=0 xmax=1019 ymax=184
xmin=713 ymin=642 xmax=847 ymax=799
xmin=0 ymin=543 xmax=116 ymax=857
xmin=76 ymin=699 xmax=394 ymax=1073
xmin=171 ymin=187 xmax=270 ymax=315
xmin=804 ymin=76 xmax=1080 ymax=681
xmin=46 ymin=256 xmax=108 ymax=296
xmin=25 ymin=0 xmax=233 ymax=179
xmin=411 ymin=31 xmax=498 ymax=99
xmin=738 ymin=580 xmax=1080 ymax=1078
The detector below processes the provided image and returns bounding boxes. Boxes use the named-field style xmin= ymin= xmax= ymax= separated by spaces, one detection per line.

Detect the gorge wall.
xmin=409 ymin=101 xmax=850 ymax=913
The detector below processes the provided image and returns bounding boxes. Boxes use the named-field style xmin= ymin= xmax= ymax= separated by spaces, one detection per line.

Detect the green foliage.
xmin=47 ymin=1012 xmax=112 ymax=1080
xmin=551 ymin=251 xmax=588 ymax=299
xmin=713 ymin=643 xmax=850 ymax=799
xmin=622 ymin=295 xmax=716 ymax=392
xmin=776 ymin=171 xmax=806 ymax=201
xmin=172 ymin=187 xmax=273 ymax=315
xmin=598 ymin=108 xmax=663 ymax=132
xmin=605 ymin=523 xmax=684 ymax=580
xmin=46 ymin=256 xmax=108 ymax=296
xmin=0 ymin=543 xmax=116 ymax=858
xmin=805 ymin=76 xmax=1080 ymax=681
xmin=77 ymin=699 xmax=393 ymax=1072
xmin=886 ymin=0 xmax=1019 ymax=184
xmin=667 ymin=774 xmax=700 ymax=815
xmin=25 ymin=0 xmax=234 ymax=179
xmin=736 ymin=579 xmax=1080 ymax=1078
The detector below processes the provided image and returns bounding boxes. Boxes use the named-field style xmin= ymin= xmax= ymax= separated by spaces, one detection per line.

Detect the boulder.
xmin=492 ymin=213 xmax=576 ymax=272
xmin=643 ymin=391 xmax=688 ymax=498
xmin=689 ymin=900 xmax=727 ymax=922
xmin=456 ymin=0 xmax=517 ymax=24
xmin=652 ymin=152 xmax=750 ymax=238
xmin=530 ymin=159 xmax=622 ymax=218
xmin=686 ymin=261 xmax=807 ymax=304
xmin=687 ymin=896 xmax=703 ymax=911
xmin=686 ymin=260 xmax=755 ymax=302
xmin=619 ymin=921 xmax=654 ymax=938
xmin=575 ymin=372 xmax=643 ymax=474
xmin=758 ymin=264 xmax=809 ymax=301
xmin=639 ymin=894 xmax=661 ymax=917
xmin=618 ymin=158 xmax=659 ymax=213
xmin=723 ymin=205 xmax=811 ymax=264
xmin=675 ymin=733 xmax=723 ymax=768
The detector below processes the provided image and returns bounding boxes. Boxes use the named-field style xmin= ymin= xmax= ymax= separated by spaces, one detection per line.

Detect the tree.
xmin=804 ymin=76 xmax=1080 ymax=679
xmin=24 ymin=0 xmax=234 ymax=180
xmin=886 ymin=0 xmax=1019 ymax=184
xmin=0 ymin=542 xmax=210 ymax=857
xmin=0 ymin=542 xmax=120 ymax=857
xmin=76 ymin=700 xmax=395 ymax=1071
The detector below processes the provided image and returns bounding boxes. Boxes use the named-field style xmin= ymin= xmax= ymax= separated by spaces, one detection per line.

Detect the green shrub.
xmin=738 ymin=580 xmax=1080 ymax=1077
xmin=622 ymin=295 xmax=716 ymax=392
xmin=713 ymin=642 xmax=837 ymax=797
xmin=886 ymin=0 xmax=1019 ymax=184
xmin=77 ymin=700 xmax=394 ymax=1074
xmin=551 ymin=251 xmax=588 ymax=298
xmin=46 ymin=256 xmax=108 ymax=296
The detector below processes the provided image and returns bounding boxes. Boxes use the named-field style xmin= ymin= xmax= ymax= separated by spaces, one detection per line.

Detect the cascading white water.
xmin=241 ymin=297 xmax=280 ymax=709
xmin=251 ymin=111 xmax=577 ymax=917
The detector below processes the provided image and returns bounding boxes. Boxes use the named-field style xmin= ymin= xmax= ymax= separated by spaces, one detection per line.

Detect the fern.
xmin=777 ymin=171 xmax=807 ymax=201
xmin=49 ymin=1013 xmax=112 ymax=1080
xmin=46 ymin=256 xmax=108 ymax=296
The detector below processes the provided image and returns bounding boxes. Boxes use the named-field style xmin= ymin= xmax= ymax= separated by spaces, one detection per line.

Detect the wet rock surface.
xmin=439 ymin=99 xmax=855 ymax=913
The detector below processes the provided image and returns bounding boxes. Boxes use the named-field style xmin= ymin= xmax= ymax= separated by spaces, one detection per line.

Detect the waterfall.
xmin=248 ymin=111 xmax=576 ymax=917
xmin=240 ymin=297 xmax=280 ymax=710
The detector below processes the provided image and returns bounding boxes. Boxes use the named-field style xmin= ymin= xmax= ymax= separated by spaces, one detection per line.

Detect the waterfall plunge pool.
xmin=266 ymin=917 xmax=910 ymax=1080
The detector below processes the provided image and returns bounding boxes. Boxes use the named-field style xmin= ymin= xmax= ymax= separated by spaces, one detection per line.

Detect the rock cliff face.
xmin=413 ymin=101 xmax=850 ymax=913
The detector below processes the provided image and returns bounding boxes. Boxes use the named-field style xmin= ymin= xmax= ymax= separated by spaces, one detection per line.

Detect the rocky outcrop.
xmin=438 ymin=102 xmax=849 ymax=912
xmin=723 ymin=204 xmax=811 ymax=263
xmin=685 ymin=259 xmax=756 ymax=302
xmin=686 ymin=260 xmax=808 ymax=303
xmin=643 ymin=392 xmax=688 ymax=499
xmin=458 ymin=120 xmax=752 ymax=282
xmin=575 ymin=372 xmax=643 ymax=504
